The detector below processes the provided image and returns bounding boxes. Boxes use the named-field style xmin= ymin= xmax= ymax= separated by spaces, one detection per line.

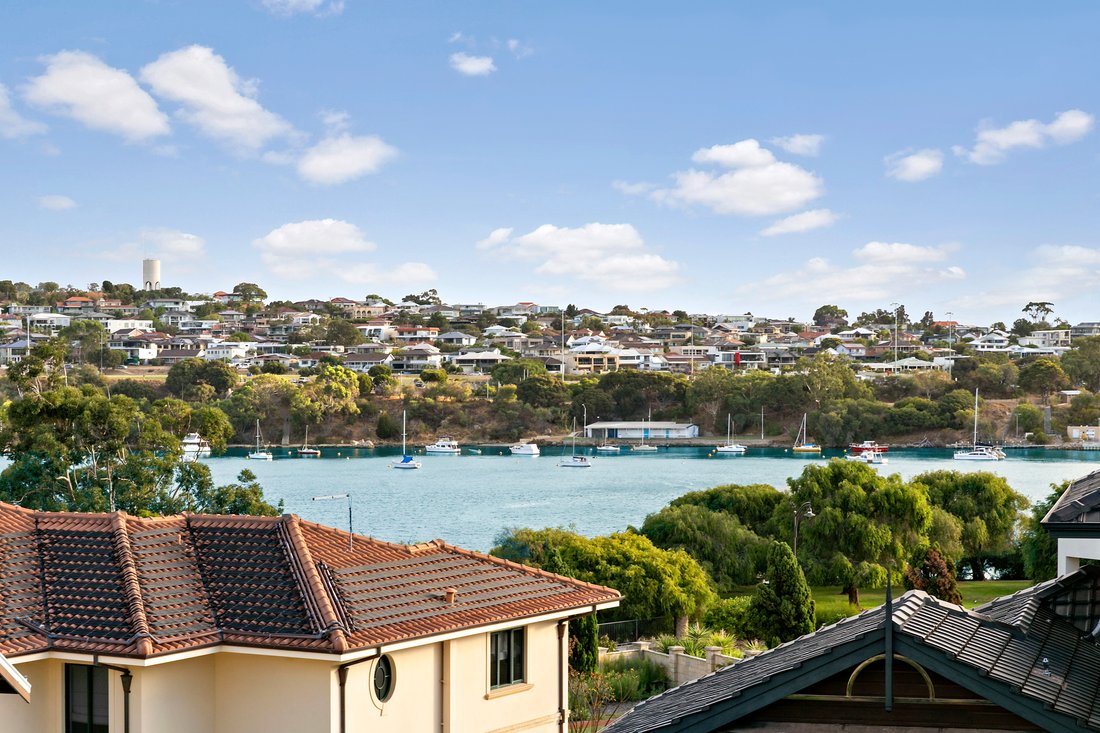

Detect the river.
xmin=200 ymin=445 xmax=1100 ymax=552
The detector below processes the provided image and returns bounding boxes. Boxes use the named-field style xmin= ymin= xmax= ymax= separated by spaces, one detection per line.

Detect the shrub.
xmin=703 ymin=597 xmax=753 ymax=638
xmin=602 ymin=656 xmax=669 ymax=699
xmin=375 ymin=411 xmax=399 ymax=440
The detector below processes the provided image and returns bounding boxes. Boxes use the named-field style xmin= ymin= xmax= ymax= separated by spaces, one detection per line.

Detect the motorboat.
xmin=792 ymin=413 xmax=821 ymax=454
xmin=954 ymin=389 xmax=1005 ymax=461
xmin=848 ymin=440 xmax=888 ymax=454
xmin=181 ymin=432 xmax=211 ymax=457
xmin=298 ymin=425 xmax=320 ymax=457
xmin=392 ymin=410 xmax=422 ymax=469
xmin=425 ymin=436 xmax=461 ymax=454
xmin=846 ymin=451 xmax=888 ymax=465
xmin=715 ymin=414 xmax=747 ymax=454
xmin=510 ymin=443 xmax=540 ymax=456
xmin=247 ymin=420 xmax=273 ymax=460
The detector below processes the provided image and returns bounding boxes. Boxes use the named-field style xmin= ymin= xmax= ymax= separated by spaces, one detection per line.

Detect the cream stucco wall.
xmin=214 ymin=652 xmax=334 ymax=733
xmin=132 ymin=653 xmax=215 ymax=733
xmin=344 ymin=643 xmax=441 ymax=732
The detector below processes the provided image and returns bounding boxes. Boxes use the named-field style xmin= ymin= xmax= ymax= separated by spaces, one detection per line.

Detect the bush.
xmin=375 ymin=411 xmax=399 ymax=440
xmin=703 ymin=597 xmax=753 ymax=638
xmin=602 ymin=656 xmax=669 ymax=700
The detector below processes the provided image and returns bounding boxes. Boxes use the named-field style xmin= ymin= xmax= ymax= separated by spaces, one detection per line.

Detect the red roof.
xmin=0 ymin=503 xmax=618 ymax=659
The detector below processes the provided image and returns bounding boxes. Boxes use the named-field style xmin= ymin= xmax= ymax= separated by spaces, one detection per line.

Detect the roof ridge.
xmin=279 ymin=516 xmax=348 ymax=653
xmin=110 ymin=513 xmax=154 ymax=655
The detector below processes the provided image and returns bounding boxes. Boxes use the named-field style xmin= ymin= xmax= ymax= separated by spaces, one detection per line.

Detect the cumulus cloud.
xmin=612 ymin=180 xmax=657 ymax=196
xmin=253 ymin=219 xmax=431 ymax=286
xmin=760 ymin=208 xmax=838 ymax=236
xmin=38 ymin=194 xmax=76 ymax=210
xmin=24 ymin=51 xmax=169 ymax=142
xmin=950 ymin=243 xmax=1100 ymax=314
xmin=140 ymin=45 xmax=293 ymax=152
xmin=885 ymin=148 xmax=944 ymax=181
xmin=739 ymin=241 xmax=964 ymax=306
xmin=297 ymin=134 xmax=397 ymax=185
xmin=953 ymin=109 xmax=1094 ymax=165
xmin=478 ymin=223 xmax=682 ymax=291
xmin=261 ymin=0 xmax=344 ymax=16
xmin=769 ymin=133 xmax=824 ymax=156
xmin=449 ymin=53 xmax=496 ymax=76
xmin=0 ymin=83 xmax=46 ymax=138
xmin=642 ymin=139 xmax=824 ymax=216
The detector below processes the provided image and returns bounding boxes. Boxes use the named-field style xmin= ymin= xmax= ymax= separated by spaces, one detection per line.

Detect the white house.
xmin=583 ymin=421 xmax=699 ymax=440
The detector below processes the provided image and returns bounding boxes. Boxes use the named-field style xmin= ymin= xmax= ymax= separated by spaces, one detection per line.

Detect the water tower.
xmin=143 ymin=258 xmax=161 ymax=291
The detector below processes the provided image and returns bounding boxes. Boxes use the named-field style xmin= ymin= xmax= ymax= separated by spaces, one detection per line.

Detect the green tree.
xmin=912 ymin=471 xmax=1028 ymax=579
xmin=165 ymin=358 xmax=240 ymax=398
xmin=231 ymin=282 xmax=268 ymax=304
xmin=748 ymin=541 xmax=815 ymax=646
xmin=516 ymin=374 xmax=569 ymax=408
xmin=325 ymin=317 xmax=365 ymax=347
xmin=58 ymin=320 xmax=108 ymax=364
xmin=791 ymin=461 xmax=931 ymax=606
xmin=670 ymin=483 xmax=785 ymax=535
xmin=569 ymin=614 xmax=599 ymax=675
xmin=812 ymin=304 xmax=848 ymax=328
xmin=1018 ymin=358 xmax=1069 ymax=403
xmin=1062 ymin=337 xmax=1100 ymax=391
xmin=1023 ymin=301 xmax=1054 ymax=322
xmin=376 ymin=411 xmax=400 ymax=439
xmin=491 ymin=358 xmax=548 ymax=385
xmin=1020 ymin=481 xmax=1067 ymax=581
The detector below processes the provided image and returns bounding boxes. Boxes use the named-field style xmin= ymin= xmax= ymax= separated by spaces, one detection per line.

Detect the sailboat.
xmin=560 ymin=418 xmax=592 ymax=467
xmin=247 ymin=419 xmax=273 ymax=460
xmin=715 ymin=413 xmax=747 ymax=454
xmin=391 ymin=410 xmax=422 ymax=469
xmin=298 ymin=425 xmax=320 ymax=457
xmin=954 ymin=389 xmax=1005 ymax=461
xmin=633 ymin=409 xmax=658 ymax=452
xmin=792 ymin=413 xmax=821 ymax=454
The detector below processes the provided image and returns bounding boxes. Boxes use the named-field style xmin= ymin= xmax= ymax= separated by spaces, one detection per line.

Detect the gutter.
xmin=94 ymin=655 xmax=133 ymax=733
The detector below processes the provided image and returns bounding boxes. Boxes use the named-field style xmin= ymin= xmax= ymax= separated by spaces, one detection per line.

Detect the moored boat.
xmin=510 ymin=442 xmax=540 ymax=456
xmin=181 ymin=432 xmax=211 ymax=457
xmin=425 ymin=436 xmax=461 ymax=454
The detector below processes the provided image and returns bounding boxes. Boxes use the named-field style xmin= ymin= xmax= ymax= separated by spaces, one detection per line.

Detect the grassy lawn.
xmin=810 ymin=579 xmax=1034 ymax=618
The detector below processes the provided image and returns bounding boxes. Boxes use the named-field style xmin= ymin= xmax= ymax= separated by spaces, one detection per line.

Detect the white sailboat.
xmin=715 ymin=414 xmax=747 ymax=454
xmin=954 ymin=389 xmax=1005 ymax=461
xmin=392 ymin=410 xmax=422 ymax=469
xmin=792 ymin=413 xmax=821 ymax=454
xmin=559 ymin=418 xmax=592 ymax=467
xmin=298 ymin=425 xmax=320 ymax=457
xmin=247 ymin=419 xmax=273 ymax=460
xmin=633 ymin=410 xmax=658 ymax=452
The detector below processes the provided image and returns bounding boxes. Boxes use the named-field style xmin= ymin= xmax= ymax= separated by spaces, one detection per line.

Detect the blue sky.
xmin=1 ymin=2 xmax=1098 ymax=324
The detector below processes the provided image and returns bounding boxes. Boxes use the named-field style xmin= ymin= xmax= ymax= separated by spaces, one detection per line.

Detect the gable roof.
xmin=1044 ymin=468 xmax=1100 ymax=526
xmin=608 ymin=576 xmax=1100 ymax=733
xmin=0 ymin=502 xmax=618 ymax=661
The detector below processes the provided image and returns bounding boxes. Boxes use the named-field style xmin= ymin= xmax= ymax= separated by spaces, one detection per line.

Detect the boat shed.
xmin=583 ymin=421 xmax=699 ymax=440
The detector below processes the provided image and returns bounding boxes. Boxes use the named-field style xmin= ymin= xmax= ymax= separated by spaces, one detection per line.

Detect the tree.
xmin=324 ymin=318 xmax=364 ymax=347
xmin=231 ymin=282 xmax=268 ymax=304
xmin=1020 ymin=481 xmax=1067 ymax=581
xmin=747 ymin=541 xmax=815 ymax=646
xmin=1023 ymin=301 xmax=1054 ymax=322
xmin=165 ymin=358 xmax=239 ymax=398
xmin=516 ymin=374 xmax=569 ymax=408
xmin=671 ymin=483 xmax=786 ymax=535
xmin=376 ymin=411 xmax=400 ymax=439
xmin=812 ymin=304 xmax=848 ymax=328
xmin=491 ymin=528 xmax=715 ymax=633
xmin=426 ymin=312 xmax=450 ymax=331
xmin=58 ymin=320 xmax=108 ymax=365
xmin=791 ymin=461 xmax=932 ymax=606
xmin=912 ymin=471 xmax=1028 ymax=579
xmin=569 ymin=614 xmax=599 ymax=674
xmin=1018 ymin=358 xmax=1069 ymax=403
xmin=903 ymin=547 xmax=962 ymax=604
xmin=1062 ymin=337 xmax=1100 ymax=391
xmin=640 ymin=504 xmax=770 ymax=592
xmin=491 ymin=358 xmax=548 ymax=385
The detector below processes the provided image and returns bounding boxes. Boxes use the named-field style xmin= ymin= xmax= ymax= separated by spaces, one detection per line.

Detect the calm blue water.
xmin=201 ymin=446 xmax=1100 ymax=552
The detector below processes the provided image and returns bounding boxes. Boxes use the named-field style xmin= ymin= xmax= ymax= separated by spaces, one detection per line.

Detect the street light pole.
xmin=793 ymin=501 xmax=815 ymax=556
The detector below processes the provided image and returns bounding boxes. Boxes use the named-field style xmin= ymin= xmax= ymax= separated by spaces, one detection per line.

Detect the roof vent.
xmin=444 ymin=587 xmax=457 ymax=605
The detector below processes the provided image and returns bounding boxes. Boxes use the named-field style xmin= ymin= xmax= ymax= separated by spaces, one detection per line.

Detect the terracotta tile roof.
xmin=0 ymin=503 xmax=619 ymax=660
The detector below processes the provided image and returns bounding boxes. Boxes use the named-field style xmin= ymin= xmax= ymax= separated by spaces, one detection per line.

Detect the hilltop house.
xmin=0 ymin=502 xmax=620 ymax=733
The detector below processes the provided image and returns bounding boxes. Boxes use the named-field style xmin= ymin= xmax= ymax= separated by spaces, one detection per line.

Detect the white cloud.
xmin=885 ymin=148 xmax=943 ymax=181
xmin=650 ymin=140 xmax=824 ymax=216
xmin=506 ymin=39 xmax=534 ymax=58
xmin=769 ymin=133 xmax=824 ymax=156
xmin=760 ymin=208 xmax=838 ymax=236
xmin=448 ymin=32 xmax=472 ymax=44
xmin=949 ymin=243 xmax=1100 ymax=313
xmin=140 ymin=45 xmax=293 ymax=152
xmin=24 ymin=51 xmax=169 ymax=142
xmin=253 ymin=219 xmax=430 ymax=285
xmin=38 ymin=194 xmax=76 ymax=210
xmin=449 ymin=53 xmax=496 ymax=76
xmin=741 ymin=242 xmax=965 ymax=305
xmin=89 ymin=228 xmax=207 ymax=272
xmin=691 ymin=140 xmax=775 ymax=168
xmin=612 ymin=180 xmax=657 ymax=196
xmin=261 ymin=0 xmax=344 ymax=16
xmin=479 ymin=223 xmax=682 ymax=291
xmin=476 ymin=227 xmax=513 ymax=249
xmin=297 ymin=134 xmax=398 ymax=185
xmin=0 ymin=83 xmax=46 ymax=138
xmin=954 ymin=109 xmax=1094 ymax=165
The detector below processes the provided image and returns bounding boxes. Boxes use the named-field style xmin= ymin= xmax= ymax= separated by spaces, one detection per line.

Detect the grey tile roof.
xmin=608 ymin=574 xmax=1100 ymax=733
xmin=1044 ymin=468 xmax=1100 ymax=524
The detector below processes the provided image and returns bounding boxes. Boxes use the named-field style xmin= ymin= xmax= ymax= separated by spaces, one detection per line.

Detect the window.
xmin=373 ymin=654 xmax=395 ymax=702
xmin=490 ymin=628 xmax=525 ymax=688
xmin=66 ymin=664 xmax=109 ymax=733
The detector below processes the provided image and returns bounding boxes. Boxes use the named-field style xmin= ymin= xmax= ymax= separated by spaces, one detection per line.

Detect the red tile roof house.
xmin=0 ymin=503 xmax=619 ymax=733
